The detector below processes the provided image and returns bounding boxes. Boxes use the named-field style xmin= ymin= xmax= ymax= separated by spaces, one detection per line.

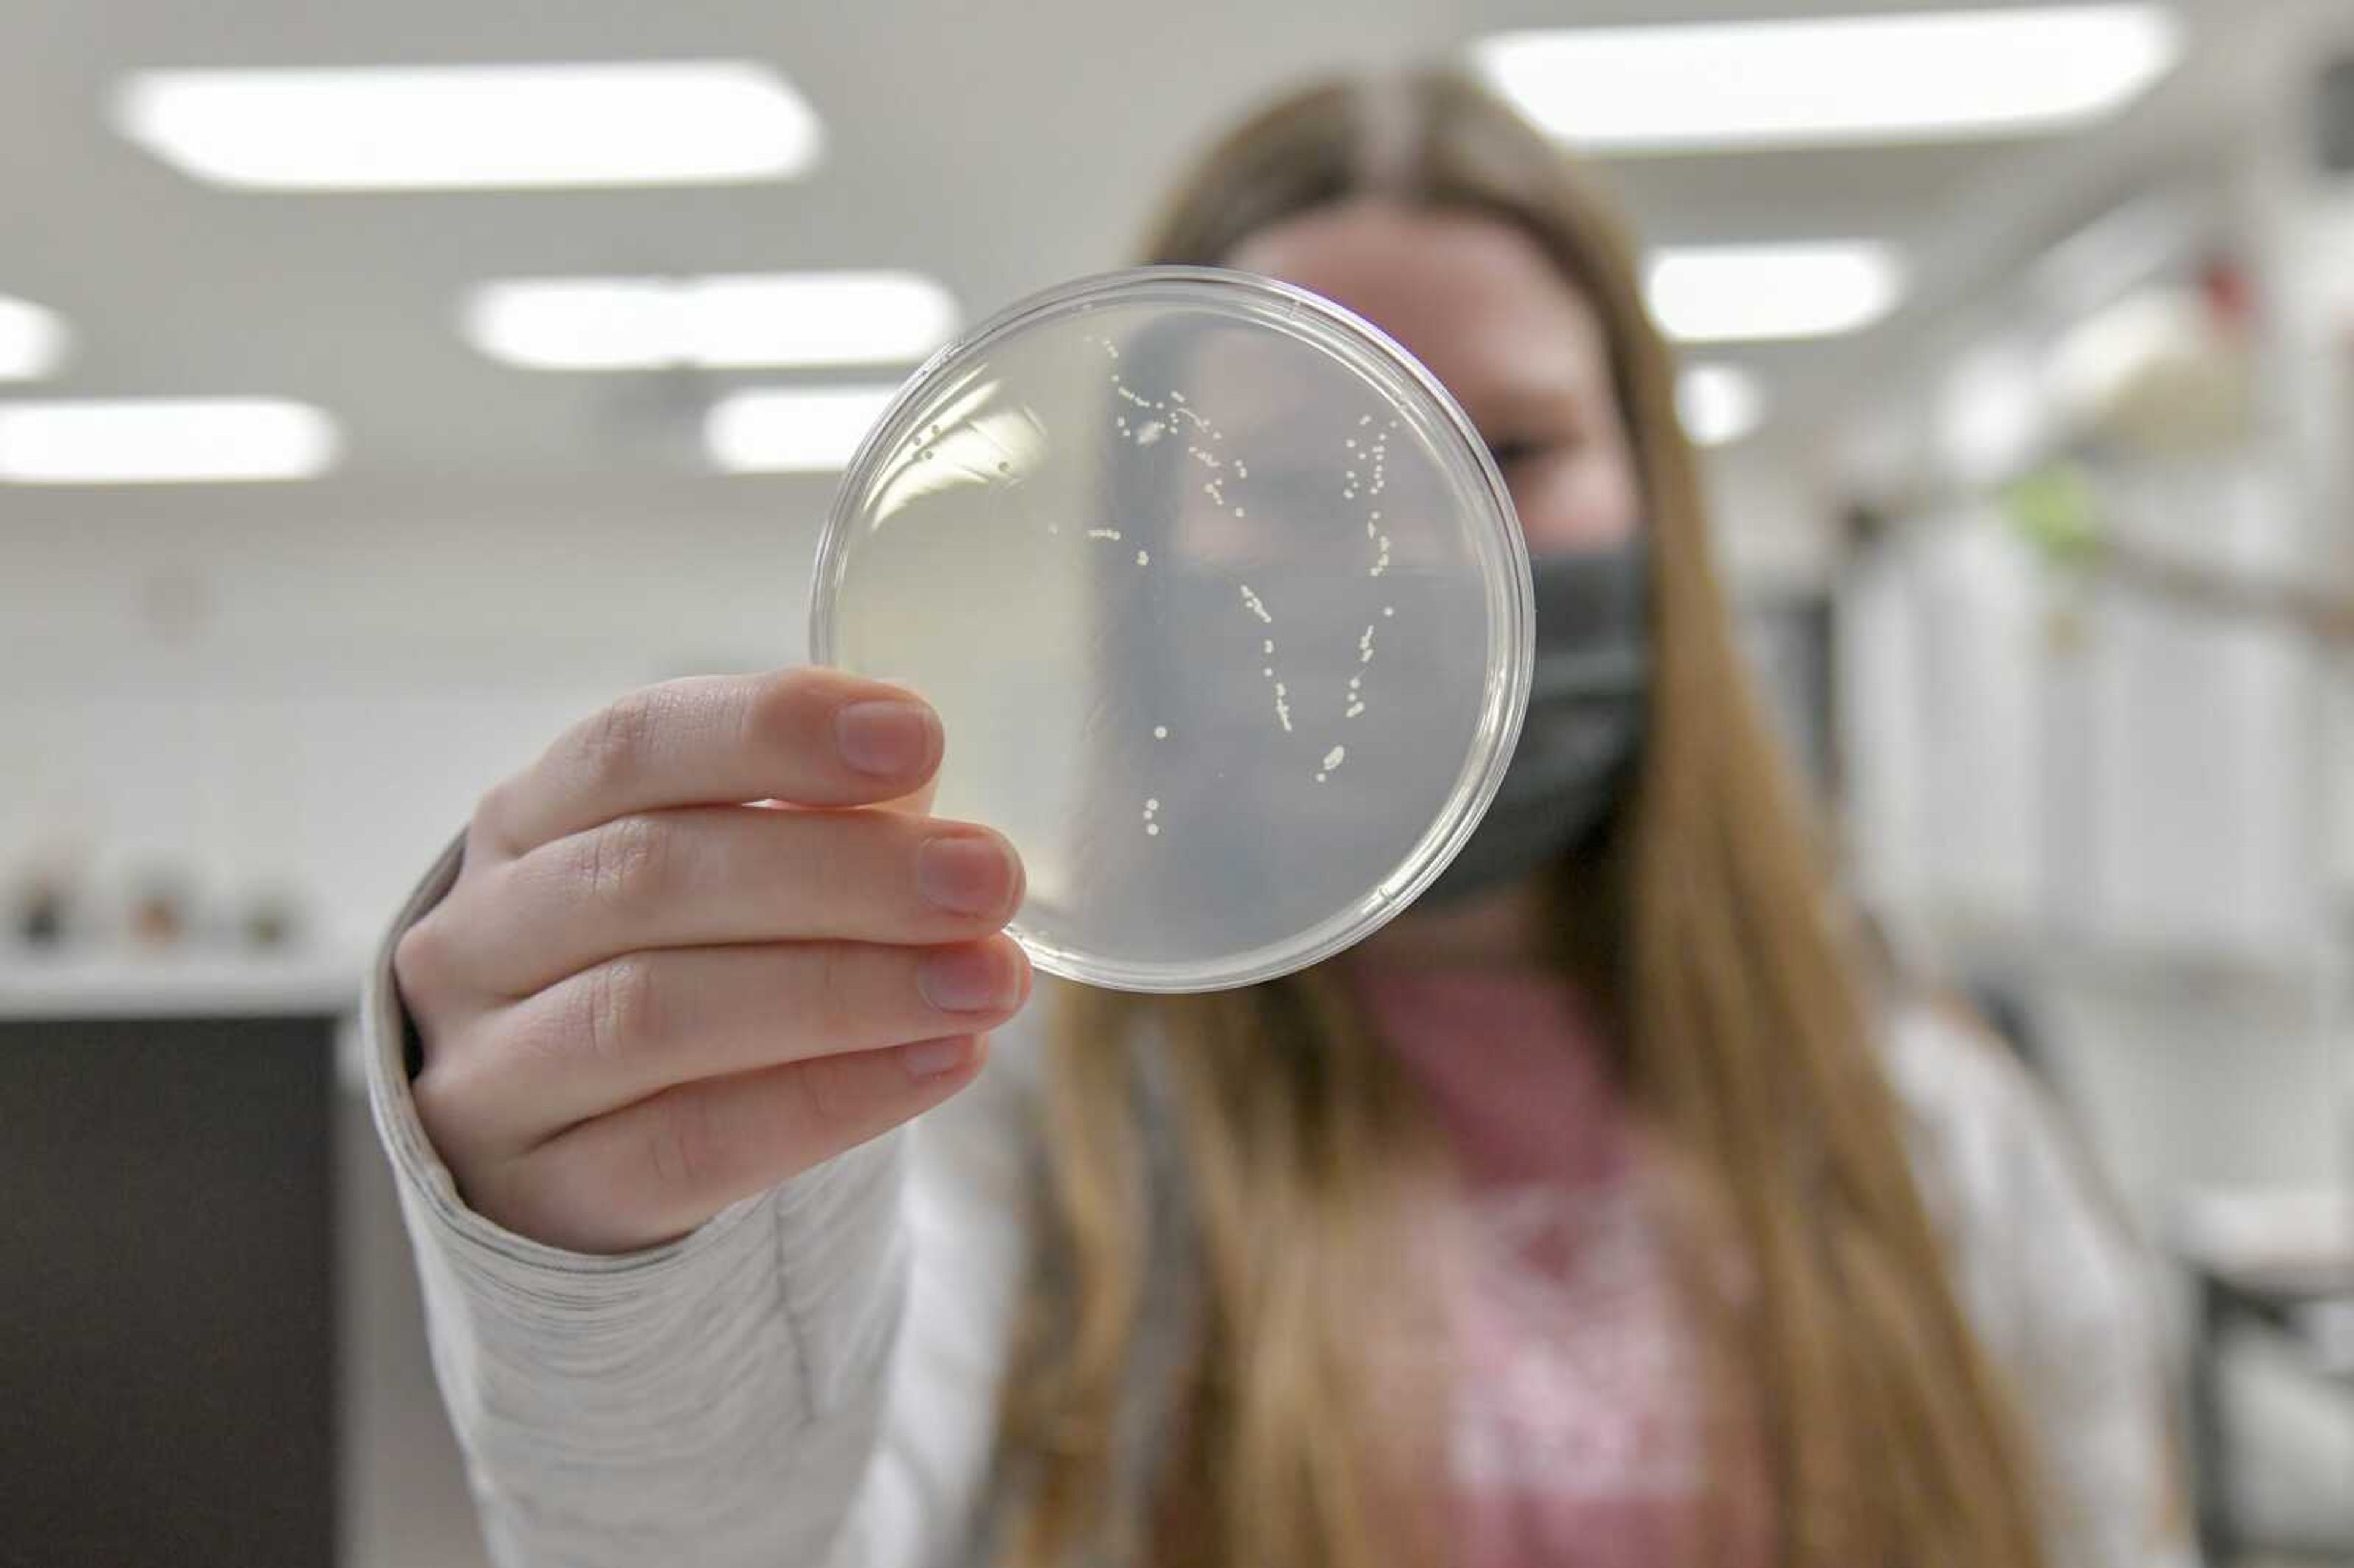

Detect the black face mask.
xmin=1418 ymin=539 xmax=1651 ymax=907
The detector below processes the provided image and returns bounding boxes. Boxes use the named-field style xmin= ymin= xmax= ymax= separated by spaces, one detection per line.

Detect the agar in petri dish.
xmin=809 ymin=267 xmax=1531 ymax=992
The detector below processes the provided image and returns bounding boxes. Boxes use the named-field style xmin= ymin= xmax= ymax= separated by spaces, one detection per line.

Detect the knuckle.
xmin=579 ymin=954 xmax=662 ymax=1069
xmin=793 ymin=1051 xmax=861 ymax=1130
xmin=461 ymin=1152 xmax=558 ymax=1246
xmin=642 ymin=1087 xmax=719 ymax=1197
xmin=392 ymin=918 xmax=452 ymax=1018
xmin=408 ymin=1055 xmax=478 ymax=1151
xmin=576 ymin=688 xmax=666 ymax=798
xmin=391 ymin=918 xmax=436 ymax=989
xmin=800 ymin=943 xmax=864 ymax=1046
xmin=468 ymin=777 xmax=522 ymax=854
xmin=737 ymin=668 xmax=823 ymax=758
xmin=578 ymin=813 xmax=672 ymax=908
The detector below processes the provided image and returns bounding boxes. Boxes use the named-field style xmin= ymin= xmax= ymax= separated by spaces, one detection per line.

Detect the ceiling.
xmin=0 ymin=0 xmax=2307 ymax=527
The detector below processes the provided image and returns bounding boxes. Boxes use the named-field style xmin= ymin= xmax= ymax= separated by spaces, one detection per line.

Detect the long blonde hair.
xmin=992 ymin=70 xmax=2044 ymax=1568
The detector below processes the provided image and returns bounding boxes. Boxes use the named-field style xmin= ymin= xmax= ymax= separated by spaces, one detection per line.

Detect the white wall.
xmin=1703 ymin=440 xmax=1842 ymax=596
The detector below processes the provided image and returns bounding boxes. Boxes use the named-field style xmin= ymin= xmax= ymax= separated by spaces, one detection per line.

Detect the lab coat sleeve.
xmin=1886 ymin=1005 xmax=2203 ymax=1568
xmin=362 ymin=828 xmax=1037 ymax=1568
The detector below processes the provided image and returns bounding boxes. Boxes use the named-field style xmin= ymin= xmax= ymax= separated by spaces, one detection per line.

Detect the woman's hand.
xmin=391 ymin=669 xmax=1029 ymax=1254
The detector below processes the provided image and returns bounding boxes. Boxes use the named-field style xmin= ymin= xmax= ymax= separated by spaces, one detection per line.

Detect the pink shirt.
xmin=1352 ymin=965 xmax=1772 ymax=1568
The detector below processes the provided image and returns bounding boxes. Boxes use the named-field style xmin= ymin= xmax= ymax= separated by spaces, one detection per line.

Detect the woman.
xmin=375 ymin=72 xmax=2189 ymax=1568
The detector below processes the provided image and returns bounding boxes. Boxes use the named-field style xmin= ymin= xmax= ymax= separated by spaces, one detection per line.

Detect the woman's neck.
xmin=1356 ymin=875 xmax=1549 ymax=970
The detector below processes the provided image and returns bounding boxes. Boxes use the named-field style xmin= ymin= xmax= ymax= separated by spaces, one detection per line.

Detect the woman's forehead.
xmin=1224 ymin=199 xmax=1615 ymax=424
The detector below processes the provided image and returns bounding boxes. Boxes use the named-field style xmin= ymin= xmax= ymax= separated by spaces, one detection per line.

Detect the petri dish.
xmin=809 ymin=266 xmax=1531 ymax=992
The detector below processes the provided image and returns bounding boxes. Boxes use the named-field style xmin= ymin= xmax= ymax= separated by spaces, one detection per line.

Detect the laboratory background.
xmin=1 ymin=1 xmax=2350 ymax=1565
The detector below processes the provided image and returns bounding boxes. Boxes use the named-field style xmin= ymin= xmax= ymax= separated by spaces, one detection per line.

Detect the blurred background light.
xmin=0 ymin=397 xmax=341 ymax=484
xmin=704 ymin=385 xmax=899 ymax=473
xmin=0 ymin=294 xmax=69 ymax=380
xmin=2044 ymin=284 xmax=2254 ymax=450
xmin=1935 ymin=339 xmax=2052 ymax=486
xmin=2032 ymin=192 xmax=2204 ymax=318
xmin=1473 ymin=4 xmax=2184 ymax=153
xmin=1677 ymin=362 xmax=1767 ymax=447
xmin=1647 ymin=241 xmax=1908 ymax=342
xmin=110 ymin=63 xmax=823 ymax=191
xmin=463 ymin=272 xmax=960 ymax=371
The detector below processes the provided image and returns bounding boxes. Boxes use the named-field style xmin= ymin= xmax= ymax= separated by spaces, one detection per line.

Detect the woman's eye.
xmin=1488 ymin=438 xmax=1549 ymax=470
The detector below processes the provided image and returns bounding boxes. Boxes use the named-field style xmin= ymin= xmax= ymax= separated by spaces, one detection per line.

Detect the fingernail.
xmin=917 ymin=834 xmax=1017 ymax=918
xmin=919 ymin=946 xmax=1019 ymax=1014
xmin=902 ymin=1035 xmax=975 ymax=1079
xmin=834 ymin=699 xmax=935 ymax=776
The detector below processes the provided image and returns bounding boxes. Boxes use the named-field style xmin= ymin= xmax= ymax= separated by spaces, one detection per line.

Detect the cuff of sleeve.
xmin=359 ymin=825 xmax=769 ymax=1299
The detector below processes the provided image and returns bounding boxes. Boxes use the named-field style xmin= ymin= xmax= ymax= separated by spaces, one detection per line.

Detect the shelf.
xmin=0 ymin=950 xmax=368 ymax=1021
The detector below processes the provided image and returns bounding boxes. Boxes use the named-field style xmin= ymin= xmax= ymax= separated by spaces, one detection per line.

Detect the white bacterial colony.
xmin=1231 ymin=585 xmax=1290 ymax=729
xmin=1343 ymin=417 xmax=1390 ymax=503
xmin=1075 ymin=349 xmax=1420 ymax=803
xmin=1346 ymin=424 xmax=1394 ymax=576
xmin=1216 ymin=419 xmax=1416 ymax=775
xmin=1346 ymin=621 xmax=1381 ymax=719
xmin=902 ymin=412 xmax=1034 ymax=483
xmin=1096 ymin=338 xmax=1249 ymax=520
xmin=1328 ymin=419 xmax=1407 ymax=764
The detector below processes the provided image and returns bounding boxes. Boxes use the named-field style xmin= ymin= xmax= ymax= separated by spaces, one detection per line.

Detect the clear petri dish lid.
xmin=810 ymin=265 xmax=1532 ymax=992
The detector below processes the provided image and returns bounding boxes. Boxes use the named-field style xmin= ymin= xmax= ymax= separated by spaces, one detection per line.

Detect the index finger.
xmin=478 ymin=669 xmax=944 ymax=858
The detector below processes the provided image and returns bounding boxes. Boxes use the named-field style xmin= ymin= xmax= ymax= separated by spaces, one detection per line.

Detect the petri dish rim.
xmin=808 ymin=264 xmax=1534 ymax=992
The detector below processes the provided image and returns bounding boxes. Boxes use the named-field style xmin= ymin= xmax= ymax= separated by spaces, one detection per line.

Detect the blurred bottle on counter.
xmin=12 ymin=869 xmax=75 ymax=950
xmin=9 ymin=832 xmax=96 ymax=954
xmin=124 ymin=864 xmax=197 ymax=951
xmin=235 ymin=884 xmax=308 ymax=951
xmin=6 ymin=835 xmax=318 ymax=960
xmin=6 ymin=799 xmax=102 ymax=957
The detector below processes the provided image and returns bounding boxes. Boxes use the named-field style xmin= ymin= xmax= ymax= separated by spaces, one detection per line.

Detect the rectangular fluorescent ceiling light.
xmin=112 ymin=62 xmax=821 ymax=191
xmin=1474 ymin=4 xmax=2182 ymax=152
xmin=0 ymin=398 xmax=340 ymax=484
xmin=706 ymin=386 xmax=897 ymax=474
xmin=0 ymin=295 xmax=70 ymax=380
xmin=466 ymin=272 xmax=958 ymax=371
xmin=1648 ymin=242 xmax=1906 ymax=343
